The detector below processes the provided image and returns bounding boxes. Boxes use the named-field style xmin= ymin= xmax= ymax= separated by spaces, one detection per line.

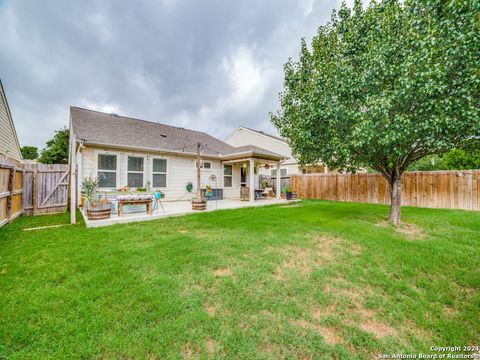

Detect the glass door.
xmin=240 ymin=167 xmax=247 ymax=187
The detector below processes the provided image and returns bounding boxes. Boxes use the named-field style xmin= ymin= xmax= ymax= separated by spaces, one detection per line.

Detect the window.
xmin=271 ymin=168 xmax=287 ymax=177
xmin=224 ymin=165 xmax=232 ymax=187
xmin=152 ymin=158 xmax=167 ymax=188
xmin=196 ymin=161 xmax=212 ymax=169
xmin=97 ymin=154 xmax=117 ymax=188
xmin=127 ymin=156 xmax=144 ymax=187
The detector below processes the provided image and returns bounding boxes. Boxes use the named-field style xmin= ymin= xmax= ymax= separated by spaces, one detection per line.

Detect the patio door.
xmin=240 ymin=167 xmax=247 ymax=187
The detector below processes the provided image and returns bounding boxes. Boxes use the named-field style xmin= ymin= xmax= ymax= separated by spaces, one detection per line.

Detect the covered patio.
xmin=221 ymin=148 xmax=284 ymax=202
xmin=81 ymin=198 xmax=292 ymax=228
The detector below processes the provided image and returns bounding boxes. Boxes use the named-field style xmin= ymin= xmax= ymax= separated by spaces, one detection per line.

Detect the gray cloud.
xmin=0 ymin=0 xmax=348 ymax=148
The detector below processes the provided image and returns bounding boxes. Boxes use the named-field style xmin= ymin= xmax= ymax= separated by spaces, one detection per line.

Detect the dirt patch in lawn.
xmin=273 ymin=235 xmax=339 ymax=280
xmin=181 ymin=342 xmax=200 ymax=359
xmin=204 ymin=303 xmax=217 ymax=317
xmin=206 ymin=338 xmax=217 ymax=354
xmin=291 ymin=319 xmax=343 ymax=345
xmin=397 ymin=223 xmax=425 ymax=239
xmin=214 ymin=267 xmax=233 ymax=277
xmin=360 ymin=320 xmax=396 ymax=338
xmin=323 ymin=282 xmax=397 ymax=338
xmin=311 ymin=304 xmax=339 ymax=320
xmin=376 ymin=220 xmax=425 ymax=239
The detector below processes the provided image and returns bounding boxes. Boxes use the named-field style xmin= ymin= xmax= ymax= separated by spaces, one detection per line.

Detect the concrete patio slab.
xmin=81 ymin=198 xmax=294 ymax=228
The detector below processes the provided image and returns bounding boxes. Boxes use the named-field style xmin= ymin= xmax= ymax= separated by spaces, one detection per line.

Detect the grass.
xmin=0 ymin=200 xmax=479 ymax=359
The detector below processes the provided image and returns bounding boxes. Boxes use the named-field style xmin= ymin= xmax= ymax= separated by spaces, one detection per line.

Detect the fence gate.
xmin=24 ymin=164 xmax=70 ymax=215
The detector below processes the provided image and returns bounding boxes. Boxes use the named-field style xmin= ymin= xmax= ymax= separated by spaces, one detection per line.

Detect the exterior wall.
xmin=0 ymin=83 xmax=22 ymax=162
xmin=225 ymin=128 xmax=302 ymax=175
xmin=226 ymin=128 xmax=293 ymax=158
xmin=79 ymin=145 xmax=244 ymax=201
xmin=257 ymin=163 xmax=301 ymax=177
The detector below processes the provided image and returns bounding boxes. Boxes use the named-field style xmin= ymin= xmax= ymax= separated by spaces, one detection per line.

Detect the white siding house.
xmin=69 ymin=107 xmax=286 ymax=222
xmin=225 ymin=126 xmax=328 ymax=176
xmin=0 ymin=80 xmax=22 ymax=163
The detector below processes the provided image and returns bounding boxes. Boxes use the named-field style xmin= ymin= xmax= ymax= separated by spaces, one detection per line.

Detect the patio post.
xmin=69 ymin=134 xmax=76 ymax=224
xmin=249 ymin=158 xmax=255 ymax=202
xmin=276 ymin=162 xmax=281 ymax=200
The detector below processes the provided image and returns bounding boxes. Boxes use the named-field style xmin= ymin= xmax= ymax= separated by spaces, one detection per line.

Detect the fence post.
xmin=32 ymin=168 xmax=38 ymax=215
xmin=6 ymin=166 xmax=16 ymax=222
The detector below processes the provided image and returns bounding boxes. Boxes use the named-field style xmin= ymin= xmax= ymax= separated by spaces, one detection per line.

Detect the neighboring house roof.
xmin=70 ymin=107 xmax=285 ymax=160
xmin=225 ymin=126 xmax=288 ymax=144
xmin=0 ymin=80 xmax=22 ymax=162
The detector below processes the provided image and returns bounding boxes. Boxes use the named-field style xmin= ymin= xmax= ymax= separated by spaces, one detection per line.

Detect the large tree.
xmin=20 ymin=146 xmax=38 ymax=160
xmin=38 ymin=127 xmax=70 ymax=164
xmin=272 ymin=0 xmax=479 ymax=225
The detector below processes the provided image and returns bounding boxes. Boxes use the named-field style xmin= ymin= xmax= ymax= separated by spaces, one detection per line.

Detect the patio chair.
xmin=262 ymin=187 xmax=274 ymax=199
xmin=240 ymin=187 xmax=249 ymax=201
xmin=153 ymin=191 xmax=166 ymax=214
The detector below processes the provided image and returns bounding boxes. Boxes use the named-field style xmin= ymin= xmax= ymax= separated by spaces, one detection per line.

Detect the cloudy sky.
xmin=0 ymin=0 xmax=350 ymax=149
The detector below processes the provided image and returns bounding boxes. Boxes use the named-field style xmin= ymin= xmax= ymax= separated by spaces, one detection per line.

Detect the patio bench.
xmin=116 ymin=195 xmax=154 ymax=217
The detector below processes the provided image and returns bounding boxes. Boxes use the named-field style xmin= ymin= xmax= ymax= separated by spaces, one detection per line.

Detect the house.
xmin=0 ymin=80 xmax=22 ymax=164
xmin=69 ymin=107 xmax=286 ymax=222
xmin=225 ymin=126 xmax=328 ymax=177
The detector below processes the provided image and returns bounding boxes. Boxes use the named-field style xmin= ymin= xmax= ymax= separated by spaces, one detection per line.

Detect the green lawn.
xmin=1 ymin=201 xmax=479 ymax=359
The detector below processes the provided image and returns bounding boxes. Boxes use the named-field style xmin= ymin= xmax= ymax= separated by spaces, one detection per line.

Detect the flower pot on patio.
xmin=86 ymin=199 xmax=112 ymax=220
xmin=191 ymin=197 xmax=207 ymax=210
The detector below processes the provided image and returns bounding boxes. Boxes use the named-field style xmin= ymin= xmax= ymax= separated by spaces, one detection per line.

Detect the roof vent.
xmin=160 ymin=134 xmax=167 ymax=138
xmin=110 ymin=113 xmax=119 ymax=117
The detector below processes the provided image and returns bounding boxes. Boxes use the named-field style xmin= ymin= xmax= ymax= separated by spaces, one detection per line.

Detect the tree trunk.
xmin=388 ymin=175 xmax=402 ymax=226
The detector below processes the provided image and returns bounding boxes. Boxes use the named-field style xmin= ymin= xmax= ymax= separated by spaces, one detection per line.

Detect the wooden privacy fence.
xmin=0 ymin=157 xmax=24 ymax=227
xmin=0 ymin=158 xmax=69 ymax=227
xmin=291 ymin=171 xmax=480 ymax=211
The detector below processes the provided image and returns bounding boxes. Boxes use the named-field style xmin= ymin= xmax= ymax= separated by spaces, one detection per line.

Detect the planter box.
xmin=191 ymin=198 xmax=207 ymax=210
xmin=86 ymin=200 xmax=112 ymax=220
xmin=286 ymin=192 xmax=297 ymax=200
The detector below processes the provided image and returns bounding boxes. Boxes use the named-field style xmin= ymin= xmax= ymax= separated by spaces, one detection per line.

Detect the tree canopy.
xmin=271 ymin=0 xmax=479 ymax=224
xmin=38 ymin=127 xmax=70 ymax=164
xmin=409 ymin=145 xmax=480 ymax=171
xmin=20 ymin=146 xmax=38 ymax=160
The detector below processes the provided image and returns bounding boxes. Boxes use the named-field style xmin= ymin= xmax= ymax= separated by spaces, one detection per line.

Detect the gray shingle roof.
xmin=70 ymin=107 xmax=285 ymax=160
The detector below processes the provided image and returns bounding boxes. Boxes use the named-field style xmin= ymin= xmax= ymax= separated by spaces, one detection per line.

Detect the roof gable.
xmin=226 ymin=126 xmax=287 ymax=145
xmin=0 ymin=80 xmax=22 ymax=161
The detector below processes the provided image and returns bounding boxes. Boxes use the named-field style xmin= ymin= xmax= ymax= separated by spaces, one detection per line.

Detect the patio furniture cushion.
xmin=116 ymin=194 xmax=154 ymax=201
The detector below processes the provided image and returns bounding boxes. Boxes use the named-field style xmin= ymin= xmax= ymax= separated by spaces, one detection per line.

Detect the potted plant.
xmin=82 ymin=177 xmax=112 ymax=220
xmin=282 ymin=185 xmax=294 ymax=200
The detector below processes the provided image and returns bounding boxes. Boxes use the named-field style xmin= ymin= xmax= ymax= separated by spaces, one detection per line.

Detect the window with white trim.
xmin=271 ymin=168 xmax=287 ymax=177
xmin=127 ymin=156 xmax=144 ymax=187
xmin=224 ymin=165 xmax=233 ymax=187
xmin=152 ymin=158 xmax=167 ymax=188
xmin=97 ymin=154 xmax=117 ymax=188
